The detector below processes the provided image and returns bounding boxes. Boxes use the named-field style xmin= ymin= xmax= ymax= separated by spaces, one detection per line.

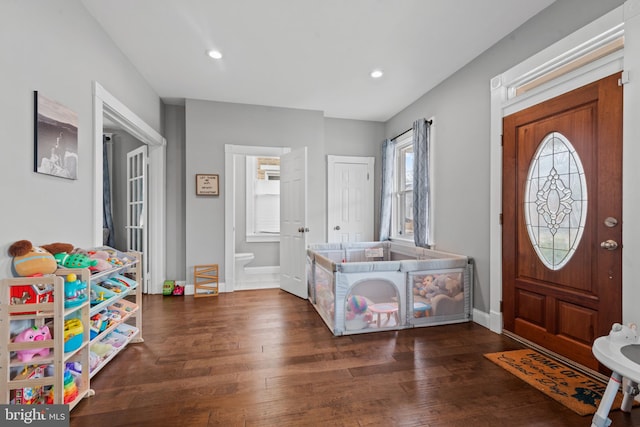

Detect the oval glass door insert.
xmin=524 ymin=131 xmax=587 ymax=270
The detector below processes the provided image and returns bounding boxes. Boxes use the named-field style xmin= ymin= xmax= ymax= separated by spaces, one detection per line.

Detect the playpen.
xmin=307 ymin=242 xmax=472 ymax=335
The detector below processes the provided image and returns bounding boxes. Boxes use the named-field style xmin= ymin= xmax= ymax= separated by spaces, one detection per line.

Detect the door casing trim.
xmin=488 ymin=5 xmax=626 ymax=334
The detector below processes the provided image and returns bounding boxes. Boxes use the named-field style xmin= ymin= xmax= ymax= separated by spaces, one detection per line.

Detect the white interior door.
xmin=280 ymin=147 xmax=308 ymax=299
xmin=327 ymin=155 xmax=374 ymax=243
xmin=126 ymin=145 xmax=148 ymax=292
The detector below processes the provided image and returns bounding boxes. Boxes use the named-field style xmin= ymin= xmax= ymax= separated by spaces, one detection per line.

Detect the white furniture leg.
xmin=620 ymin=380 xmax=639 ymax=413
xmin=591 ymin=372 xmax=621 ymax=427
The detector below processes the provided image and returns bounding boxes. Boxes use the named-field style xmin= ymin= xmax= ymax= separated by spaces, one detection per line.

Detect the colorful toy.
xmin=345 ymin=295 xmax=373 ymax=330
xmin=9 ymin=283 xmax=55 ymax=314
xmin=46 ymin=369 xmax=78 ymax=404
xmin=8 ymin=240 xmax=58 ymax=277
xmin=64 ymin=273 xmax=88 ymax=308
xmin=163 ymin=280 xmax=175 ymax=296
xmin=54 ymin=252 xmax=98 ymax=269
xmin=13 ymin=325 xmax=51 ymax=362
xmin=347 ymin=295 xmax=368 ymax=314
xmin=64 ymin=318 xmax=84 ymax=352
xmin=10 ymin=365 xmax=47 ymax=404
xmin=172 ymin=283 xmax=184 ymax=296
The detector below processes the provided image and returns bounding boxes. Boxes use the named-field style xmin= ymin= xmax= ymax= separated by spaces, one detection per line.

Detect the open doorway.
xmin=224 ymin=144 xmax=290 ymax=292
xmin=92 ymin=82 xmax=166 ymax=294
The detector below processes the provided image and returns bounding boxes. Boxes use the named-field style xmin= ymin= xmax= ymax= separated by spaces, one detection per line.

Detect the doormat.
xmin=484 ymin=349 xmax=630 ymax=416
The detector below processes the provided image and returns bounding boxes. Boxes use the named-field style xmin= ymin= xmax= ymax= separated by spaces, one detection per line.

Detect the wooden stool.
xmin=194 ymin=264 xmax=219 ymax=297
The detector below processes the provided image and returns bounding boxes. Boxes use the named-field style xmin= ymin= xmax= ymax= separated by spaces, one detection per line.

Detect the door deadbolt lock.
xmin=334 ymin=226 xmax=341 ymax=230
xmin=600 ymin=240 xmax=619 ymax=250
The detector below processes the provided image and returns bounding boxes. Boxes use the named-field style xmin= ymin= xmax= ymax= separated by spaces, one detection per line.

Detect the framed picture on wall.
xmin=196 ymin=174 xmax=219 ymax=196
xmin=33 ymin=91 xmax=79 ymax=179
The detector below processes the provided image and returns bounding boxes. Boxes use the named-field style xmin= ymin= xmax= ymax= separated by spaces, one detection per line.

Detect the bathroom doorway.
xmin=224 ymin=144 xmax=290 ymax=291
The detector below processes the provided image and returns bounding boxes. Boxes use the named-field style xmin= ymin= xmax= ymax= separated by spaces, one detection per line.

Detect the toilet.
xmin=234 ymin=253 xmax=255 ymax=284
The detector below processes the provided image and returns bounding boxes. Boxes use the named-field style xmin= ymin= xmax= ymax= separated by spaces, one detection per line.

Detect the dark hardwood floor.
xmin=70 ymin=289 xmax=640 ymax=426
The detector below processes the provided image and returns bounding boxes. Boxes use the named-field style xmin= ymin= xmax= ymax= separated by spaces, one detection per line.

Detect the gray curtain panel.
xmin=103 ymin=136 xmax=115 ymax=247
xmin=413 ymin=119 xmax=431 ymax=247
xmin=379 ymin=138 xmax=395 ymax=241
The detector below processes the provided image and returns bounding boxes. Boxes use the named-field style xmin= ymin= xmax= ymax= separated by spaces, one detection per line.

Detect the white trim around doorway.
xmin=488 ymin=5 xmax=629 ymax=334
xmin=92 ymin=81 xmax=167 ymax=294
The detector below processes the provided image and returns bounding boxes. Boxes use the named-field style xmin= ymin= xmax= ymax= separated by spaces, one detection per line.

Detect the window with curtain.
xmin=386 ymin=119 xmax=433 ymax=245
xmin=392 ymin=131 xmax=414 ymax=239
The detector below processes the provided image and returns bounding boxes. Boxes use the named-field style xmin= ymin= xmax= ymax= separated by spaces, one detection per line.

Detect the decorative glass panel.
xmin=524 ymin=132 xmax=587 ymax=270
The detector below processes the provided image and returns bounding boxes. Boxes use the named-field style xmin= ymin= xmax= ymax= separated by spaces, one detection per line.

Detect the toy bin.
xmin=307 ymin=242 xmax=472 ymax=336
xmin=96 ymin=278 xmax=128 ymax=295
xmin=107 ymin=273 xmax=137 ymax=289
xmin=107 ymin=299 xmax=138 ymax=319
xmin=89 ymin=283 xmax=116 ymax=307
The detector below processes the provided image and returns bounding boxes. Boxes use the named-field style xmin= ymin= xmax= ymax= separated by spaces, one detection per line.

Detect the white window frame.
xmin=391 ymin=131 xmax=414 ymax=242
xmin=390 ymin=121 xmax=435 ymax=245
xmin=246 ymin=155 xmax=281 ymax=242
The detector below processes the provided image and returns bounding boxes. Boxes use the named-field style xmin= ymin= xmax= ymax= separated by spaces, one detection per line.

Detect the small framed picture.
xmin=196 ymin=174 xmax=219 ymax=196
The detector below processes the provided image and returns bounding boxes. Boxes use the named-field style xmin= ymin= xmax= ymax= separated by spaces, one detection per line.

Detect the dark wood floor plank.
xmin=68 ymin=289 xmax=640 ymax=427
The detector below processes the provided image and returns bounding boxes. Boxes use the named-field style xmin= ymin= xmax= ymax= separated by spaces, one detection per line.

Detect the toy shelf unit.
xmin=86 ymin=248 xmax=142 ymax=378
xmin=0 ymin=270 xmax=92 ymax=410
xmin=193 ymin=264 xmax=219 ymax=297
xmin=307 ymin=242 xmax=473 ymax=336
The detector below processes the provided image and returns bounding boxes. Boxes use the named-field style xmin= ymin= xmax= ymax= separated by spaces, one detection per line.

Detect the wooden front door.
xmin=502 ymin=73 xmax=623 ymax=370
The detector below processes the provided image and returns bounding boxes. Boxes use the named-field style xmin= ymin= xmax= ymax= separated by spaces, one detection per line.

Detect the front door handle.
xmin=600 ymin=240 xmax=619 ymax=250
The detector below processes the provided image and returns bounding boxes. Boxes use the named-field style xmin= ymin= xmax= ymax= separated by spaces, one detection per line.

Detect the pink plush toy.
xmin=88 ymin=250 xmax=113 ymax=272
xmin=13 ymin=325 xmax=51 ymax=361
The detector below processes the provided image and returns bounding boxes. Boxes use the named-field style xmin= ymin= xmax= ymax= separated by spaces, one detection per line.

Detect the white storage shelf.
xmin=0 ymin=272 xmax=91 ymax=410
xmin=0 ymin=249 xmax=142 ymax=410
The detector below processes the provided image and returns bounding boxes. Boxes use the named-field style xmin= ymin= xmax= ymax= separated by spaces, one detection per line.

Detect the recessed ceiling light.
xmin=207 ymin=49 xmax=223 ymax=59
xmin=370 ymin=69 xmax=384 ymax=79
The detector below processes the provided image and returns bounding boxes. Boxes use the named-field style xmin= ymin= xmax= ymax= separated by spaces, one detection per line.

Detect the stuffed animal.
xmin=37 ymin=242 xmax=97 ymax=269
xmin=8 ymin=240 xmax=58 ymax=277
xmin=345 ymin=295 xmax=373 ymax=329
xmin=414 ymin=275 xmax=434 ymax=296
xmin=13 ymin=325 xmax=52 ymax=362
xmin=425 ymin=275 xmax=452 ymax=299
xmin=39 ymin=242 xmax=74 ymax=256
xmin=87 ymin=250 xmax=112 ymax=272
xmin=424 ymin=274 xmax=463 ymax=300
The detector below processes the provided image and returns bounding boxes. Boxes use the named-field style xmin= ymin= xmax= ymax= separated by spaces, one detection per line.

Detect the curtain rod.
xmin=390 ymin=119 xmax=433 ymax=141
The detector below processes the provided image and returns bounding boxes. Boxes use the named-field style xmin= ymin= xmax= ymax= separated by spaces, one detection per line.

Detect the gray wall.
xmin=182 ymin=100 xmax=385 ymax=281
xmin=184 ymin=100 xmax=324 ymax=280
xmin=324 ymin=118 xmax=386 ymax=240
xmin=163 ymin=104 xmax=186 ymax=280
xmin=0 ymin=0 xmax=161 ymax=277
xmin=385 ymin=0 xmax=625 ymax=313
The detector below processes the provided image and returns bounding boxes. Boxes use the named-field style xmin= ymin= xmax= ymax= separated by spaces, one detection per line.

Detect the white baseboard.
xmin=472 ymin=308 xmax=491 ymax=330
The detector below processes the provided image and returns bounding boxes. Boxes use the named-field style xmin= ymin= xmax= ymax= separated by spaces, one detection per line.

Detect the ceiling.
xmin=81 ymin=0 xmax=555 ymax=122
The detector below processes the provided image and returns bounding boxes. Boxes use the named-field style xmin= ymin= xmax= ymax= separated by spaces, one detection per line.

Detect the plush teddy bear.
xmin=8 ymin=240 xmax=58 ymax=277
